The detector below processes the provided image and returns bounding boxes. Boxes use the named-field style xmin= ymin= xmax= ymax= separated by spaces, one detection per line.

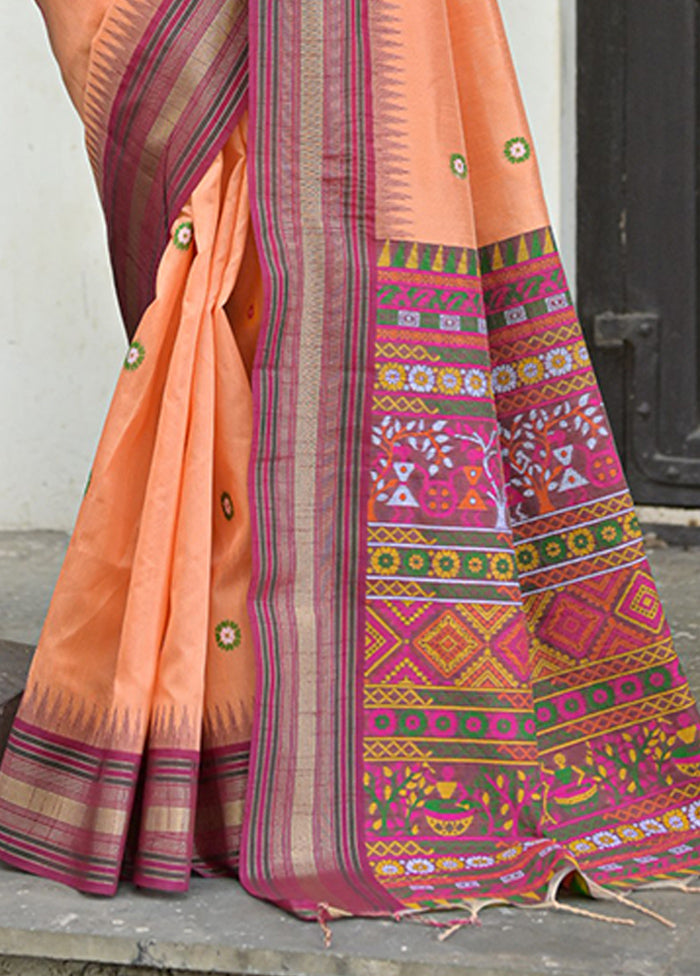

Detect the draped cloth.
xmin=2 ymin=0 xmax=700 ymax=920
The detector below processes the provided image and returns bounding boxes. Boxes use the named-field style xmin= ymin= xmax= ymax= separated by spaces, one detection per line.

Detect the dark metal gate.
xmin=577 ymin=0 xmax=700 ymax=506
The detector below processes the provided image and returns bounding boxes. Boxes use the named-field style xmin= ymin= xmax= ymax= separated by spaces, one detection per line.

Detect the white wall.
xmin=0 ymin=3 xmax=124 ymax=531
xmin=0 ymin=1 xmax=576 ymax=531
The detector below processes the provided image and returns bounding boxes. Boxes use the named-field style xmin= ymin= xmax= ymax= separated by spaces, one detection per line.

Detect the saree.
xmin=2 ymin=0 xmax=700 ymax=923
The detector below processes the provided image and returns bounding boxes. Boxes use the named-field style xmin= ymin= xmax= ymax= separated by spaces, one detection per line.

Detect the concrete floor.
xmin=0 ymin=530 xmax=699 ymax=976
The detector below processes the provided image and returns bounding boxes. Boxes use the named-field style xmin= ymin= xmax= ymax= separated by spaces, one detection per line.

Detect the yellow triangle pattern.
xmin=517 ymin=235 xmax=529 ymax=263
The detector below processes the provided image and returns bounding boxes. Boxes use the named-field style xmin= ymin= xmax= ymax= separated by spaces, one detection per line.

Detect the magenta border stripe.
xmin=242 ymin=0 xmax=404 ymax=918
xmin=100 ymin=0 xmax=249 ymax=336
xmin=10 ymin=717 xmax=140 ymax=764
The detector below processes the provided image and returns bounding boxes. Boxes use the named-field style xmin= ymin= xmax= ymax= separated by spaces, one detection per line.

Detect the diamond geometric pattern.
xmin=413 ymin=611 xmax=483 ymax=677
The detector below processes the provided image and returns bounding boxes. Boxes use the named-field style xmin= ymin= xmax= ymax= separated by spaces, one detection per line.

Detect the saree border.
xmin=83 ymin=0 xmax=249 ymax=337
xmin=242 ymin=0 xmax=403 ymax=918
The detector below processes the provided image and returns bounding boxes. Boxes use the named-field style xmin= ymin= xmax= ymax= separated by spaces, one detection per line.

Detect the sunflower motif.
xmin=595 ymin=521 xmax=623 ymax=547
xmin=569 ymin=839 xmax=595 ymax=856
xmin=640 ymin=819 xmax=666 ymax=836
xmin=124 ymin=340 xmax=145 ymax=372
xmin=504 ymin=136 xmax=532 ymax=165
xmin=436 ymin=856 xmax=464 ymax=872
xmin=173 ymin=220 xmax=194 ymax=250
xmin=370 ymin=547 xmax=401 ymax=576
xmin=497 ymin=845 xmax=523 ymax=862
xmin=466 ymin=553 xmax=489 ymax=578
xmin=622 ymin=511 xmax=641 ymax=540
xmin=463 ymin=369 xmax=488 ymax=398
xmin=544 ymin=347 xmax=574 ymax=378
xmin=215 ymin=620 xmax=242 ymax=652
xmin=432 ymin=550 xmax=461 ymax=579
xmin=573 ymin=342 xmax=591 ymax=368
xmin=567 ymin=528 xmax=595 ymax=557
xmin=516 ymin=543 xmax=540 ymax=573
xmin=376 ymin=860 xmax=404 ymax=877
xmin=517 ymin=356 xmax=544 ymax=385
xmin=378 ymin=363 xmax=406 ymax=391
xmin=406 ymin=551 xmax=429 ymax=575
xmin=406 ymin=858 xmax=434 ymax=875
xmin=437 ymin=367 xmax=463 ymax=396
xmin=688 ymin=800 xmax=700 ymax=829
xmin=592 ymin=830 xmax=622 ymax=850
xmin=542 ymin=536 xmax=567 ymax=563
xmin=663 ymin=810 xmax=689 ymax=832
xmin=464 ymin=855 xmax=494 ymax=869
xmin=450 ymin=153 xmax=468 ymax=180
xmin=490 ymin=552 xmax=515 ymax=581
xmin=407 ymin=364 xmax=436 ymax=393
xmin=492 ymin=363 xmax=517 ymax=394
xmin=617 ymin=825 xmax=644 ymax=843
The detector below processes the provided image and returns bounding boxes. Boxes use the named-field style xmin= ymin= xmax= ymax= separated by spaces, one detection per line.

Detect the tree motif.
xmin=500 ymin=394 xmax=608 ymax=514
xmin=454 ymin=426 xmax=509 ymax=530
xmin=369 ymin=416 xmax=455 ymax=521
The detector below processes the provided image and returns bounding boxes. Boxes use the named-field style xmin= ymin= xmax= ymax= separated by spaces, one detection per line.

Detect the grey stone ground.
xmin=0 ymin=530 xmax=699 ymax=976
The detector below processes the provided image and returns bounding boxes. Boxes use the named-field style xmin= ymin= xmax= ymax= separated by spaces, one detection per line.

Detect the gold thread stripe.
xmin=290 ymin=0 xmax=325 ymax=885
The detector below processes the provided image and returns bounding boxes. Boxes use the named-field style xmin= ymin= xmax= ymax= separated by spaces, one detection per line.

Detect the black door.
xmin=577 ymin=0 xmax=700 ymax=506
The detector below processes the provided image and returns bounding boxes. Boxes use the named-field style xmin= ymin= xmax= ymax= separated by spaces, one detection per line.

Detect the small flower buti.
xmin=450 ymin=152 xmax=468 ymax=180
xmin=124 ymin=340 xmax=145 ymax=371
xmin=173 ymin=220 xmax=194 ymax=250
xmin=215 ymin=619 xmax=242 ymax=652
xmin=504 ymin=136 xmax=532 ymax=165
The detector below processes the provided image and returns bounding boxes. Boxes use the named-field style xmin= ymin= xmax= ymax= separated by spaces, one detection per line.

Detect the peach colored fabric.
xmin=21 ymin=117 xmax=259 ymax=754
xmin=371 ymin=0 xmax=547 ymax=248
xmin=27 ymin=0 xmax=554 ymax=751
xmin=25 ymin=0 xmax=553 ymax=756
xmin=35 ymin=0 xmax=114 ymax=113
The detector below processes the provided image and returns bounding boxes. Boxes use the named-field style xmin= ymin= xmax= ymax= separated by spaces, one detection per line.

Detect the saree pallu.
xmin=2 ymin=0 xmax=700 ymax=921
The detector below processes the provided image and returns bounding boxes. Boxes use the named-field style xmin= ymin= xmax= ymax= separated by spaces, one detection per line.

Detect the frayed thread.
xmin=607 ymin=890 xmax=676 ymax=930
xmin=545 ymin=899 xmax=636 ymax=927
xmin=405 ymin=900 xmax=482 ymax=941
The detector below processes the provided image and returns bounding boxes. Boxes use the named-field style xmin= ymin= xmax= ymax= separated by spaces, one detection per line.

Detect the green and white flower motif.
xmin=124 ymin=340 xmax=145 ymax=371
xmin=173 ymin=220 xmax=194 ymax=250
xmin=450 ymin=152 xmax=468 ymax=180
xmin=504 ymin=136 xmax=531 ymax=165
xmin=215 ymin=619 xmax=242 ymax=652
xmin=221 ymin=492 xmax=235 ymax=521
